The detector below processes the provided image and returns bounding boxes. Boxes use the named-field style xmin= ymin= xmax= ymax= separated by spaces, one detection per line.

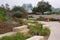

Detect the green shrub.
xmin=0 ymin=8 xmax=7 ymax=22
xmin=13 ymin=13 xmax=22 ymax=18
xmin=19 ymin=20 xmax=24 ymax=25
xmin=27 ymin=16 xmax=34 ymax=20
xmin=15 ymin=19 xmax=24 ymax=25
xmin=0 ymin=16 xmax=7 ymax=22
xmin=0 ymin=33 xmax=28 ymax=40
xmin=29 ymin=24 xmax=43 ymax=35
xmin=28 ymin=16 xmax=33 ymax=18
xmin=50 ymin=18 xmax=58 ymax=21
xmin=28 ymin=22 xmax=50 ymax=36
xmin=40 ymin=28 xmax=50 ymax=36
xmin=37 ymin=16 xmax=45 ymax=21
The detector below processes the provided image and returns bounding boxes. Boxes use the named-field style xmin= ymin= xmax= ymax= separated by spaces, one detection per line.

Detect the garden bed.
xmin=0 ymin=22 xmax=21 ymax=34
xmin=0 ymin=20 xmax=50 ymax=40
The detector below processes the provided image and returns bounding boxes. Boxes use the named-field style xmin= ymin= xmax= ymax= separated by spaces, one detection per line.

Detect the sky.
xmin=0 ymin=0 xmax=60 ymax=8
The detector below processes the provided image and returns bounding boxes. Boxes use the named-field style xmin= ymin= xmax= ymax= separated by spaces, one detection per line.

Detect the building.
xmin=22 ymin=4 xmax=33 ymax=13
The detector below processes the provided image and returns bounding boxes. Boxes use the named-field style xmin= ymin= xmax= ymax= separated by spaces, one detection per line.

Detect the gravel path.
xmin=39 ymin=21 xmax=60 ymax=40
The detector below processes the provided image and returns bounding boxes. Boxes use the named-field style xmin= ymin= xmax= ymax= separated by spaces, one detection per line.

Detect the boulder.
xmin=26 ymin=36 xmax=44 ymax=40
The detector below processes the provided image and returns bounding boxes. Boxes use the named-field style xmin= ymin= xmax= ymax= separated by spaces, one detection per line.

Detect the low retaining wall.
xmin=29 ymin=15 xmax=60 ymax=19
xmin=26 ymin=36 xmax=44 ymax=40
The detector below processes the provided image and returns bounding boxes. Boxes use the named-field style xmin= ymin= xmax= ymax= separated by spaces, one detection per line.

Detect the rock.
xmin=0 ymin=32 xmax=16 ymax=38
xmin=26 ymin=36 xmax=44 ymax=40
xmin=43 ymin=25 xmax=49 ymax=29
xmin=20 ymin=29 xmax=29 ymax=35
xmin=13 ymin=25 xmax=28 ymax=32
xmin=27 ymin=23 xmax=35 ymax=26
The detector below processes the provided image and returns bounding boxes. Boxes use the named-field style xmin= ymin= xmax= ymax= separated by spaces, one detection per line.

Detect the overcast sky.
xmin=0 ymin=0 xmax=60 ymax=8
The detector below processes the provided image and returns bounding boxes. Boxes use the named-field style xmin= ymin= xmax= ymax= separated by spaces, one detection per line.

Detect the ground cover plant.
xmin=0 ymin=33 xmax=30 ymax=40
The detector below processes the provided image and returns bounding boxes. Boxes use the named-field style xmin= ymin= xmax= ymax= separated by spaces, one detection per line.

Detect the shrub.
xmin=29 ymin=24 xmax=43 ymax=35
xmin=13 ymin=12 xmax=22 ymax=18
xmin=18 ymin=20 xmax=24 ymax=25
xmin=50 ymin=18 xmax=58 ymax=21
xmin=28 ymin=16 xmax=33 ymax=18
xmin=18 ymin=20 xmax=29 ymax=25
xmin=40 ymin=28 xmax=50 ymax=36
xmin=27 ymin=16 xmax=34 ymax=20
xmin=0 ymin=8 xmax=7 ymax=22
xmin=28 ymin=22 xmax=50 ymax=36
xmin=0 ymin=16 xmax=7 ymax=22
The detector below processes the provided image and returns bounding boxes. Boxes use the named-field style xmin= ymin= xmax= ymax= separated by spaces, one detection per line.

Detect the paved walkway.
xmin=40 ymin=21 xmax=60 ymax=40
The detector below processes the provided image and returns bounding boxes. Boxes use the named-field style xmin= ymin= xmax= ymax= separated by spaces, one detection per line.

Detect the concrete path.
xmin=39 ymin=21 xmax=60 ymax=40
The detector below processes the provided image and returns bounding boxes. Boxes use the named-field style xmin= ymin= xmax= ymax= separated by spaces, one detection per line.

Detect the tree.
xmin=0 ymin=7 xmax=7 ymax=22
xmin=1 ymin=4 xmax=5 ymax=9
xmin=5 ymin=4 xmax=10 ymax=11
xmin=32 ymin=7 xmax=39 ymax=14
xmin=12 ymin=6 xmax=25 ymax=12
xmin=32 ymin=1 xmax=51 ymax=15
